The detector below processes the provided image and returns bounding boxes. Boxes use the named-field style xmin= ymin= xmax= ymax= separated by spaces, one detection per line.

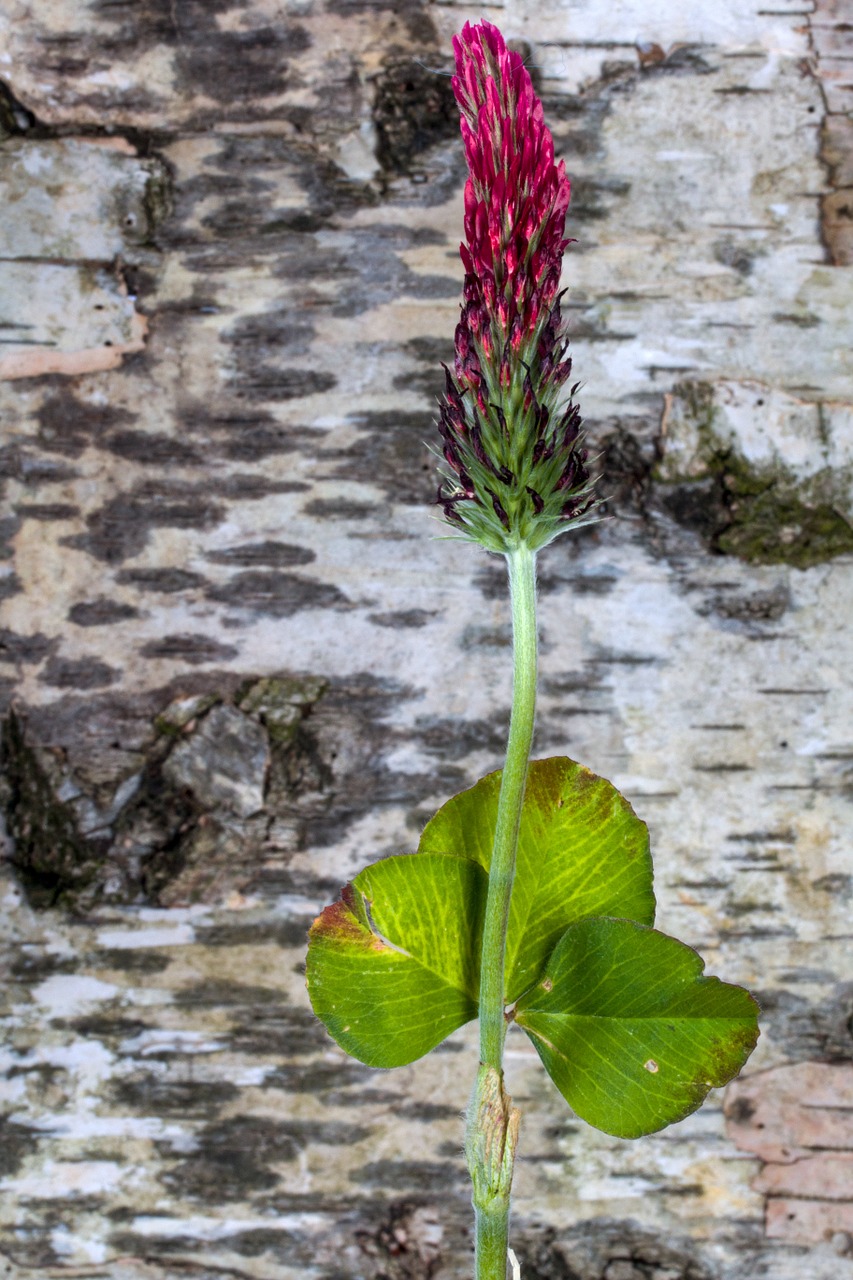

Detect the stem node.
xmin=465 ymin=1064 xmax=520 ymax=1212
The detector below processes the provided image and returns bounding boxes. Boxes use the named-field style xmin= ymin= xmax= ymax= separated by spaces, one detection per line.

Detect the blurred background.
xmin=0 ymin=1 xmax=851 ymax=1277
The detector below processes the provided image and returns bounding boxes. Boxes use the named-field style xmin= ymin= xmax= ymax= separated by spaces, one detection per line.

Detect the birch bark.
xmin=0 ymin=1 xmax=851 ymax=1276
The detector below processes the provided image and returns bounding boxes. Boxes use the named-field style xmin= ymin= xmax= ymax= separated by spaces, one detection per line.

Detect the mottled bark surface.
xmin=0 ymin=1 xmax=851 ymax=1277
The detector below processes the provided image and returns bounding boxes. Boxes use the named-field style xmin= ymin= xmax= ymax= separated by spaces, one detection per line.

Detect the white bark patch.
xmin=31 ymin=974 xmax=119 ymax=1016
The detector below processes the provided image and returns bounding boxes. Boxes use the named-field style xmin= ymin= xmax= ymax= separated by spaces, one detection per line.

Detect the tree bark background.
xmin=0 ymin=1 xmax=851 ymax=1278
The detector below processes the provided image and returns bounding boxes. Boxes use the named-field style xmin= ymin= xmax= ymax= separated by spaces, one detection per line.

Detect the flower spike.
xmin=435 ymin=20 xmax=599 ymax=553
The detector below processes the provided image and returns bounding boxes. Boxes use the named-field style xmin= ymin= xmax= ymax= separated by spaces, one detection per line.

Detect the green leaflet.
xmin=306 ymin=852 xmax=487 ymax=1067
xmin=306 ymin=760 xmax=758 ymax=1132
xmin=418 ymin=757 xmax=654 ymax=1001
xmin=515 ymin=917 xmax=760 ymax=1138
xmin=307 ymin=757 xmax=657 ymax=1071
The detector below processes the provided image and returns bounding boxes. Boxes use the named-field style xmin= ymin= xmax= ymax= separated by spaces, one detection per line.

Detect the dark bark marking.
xmin=198 ymin=196 xmax=328 ymax=243
xmin=229 ymin=364 xmax=337 ymax=402
xmin=62 ymin=481 xmax=225 ymax=563
xmin=713 ymin=237 xmax=758 ymax=275
xmin=0 ymin=1117 xmax=41 ymax=1180
xmin=115 ymin=567 xmax=206 ymax=593
xmin=178 ymin=405 xmax=312 ymax=462
xmin=68 ymin=598 xmax=140 ymax=626
xmin=0 ymin=447 xmax=79 ymax=486
xmin=327 ymin=0 xmax=439 ymax=44
xmin=563 ymin=174 xmax=632 ymax=223
xmin=395 ymin=1101 xmax=462 ymax=1122
xmin=175 ymin=25 xmax=311 ymax=103
xmin=228 ymin=1004 xmax=330 ymax=1058
xmin=67 ymin=1015 xmax=151 ymax=1043
xmin=0 ymin=573 xmax=22 ymax=602
xmin=36 ymin=393 xmax=136 ymax=459
xmin=218 ymin=424 xmax=307 ymax=462
xmin=225 ymin=312 xmax=318 ymax=360
xmin=329 ymin=226 xmax=459 ymax=319
xmin=11 ymin=951 xmax=79 ymax=981
xmin=0 ymin=629 xmax=56 ymax=665
xmin=162 ymin=1112 xmax=366 ymax=1201
xmin=181 ymin=137 xmax=373 ymax=244
xmin=96 ymin=948 xmax=172 ymax=973
xmin=174 ymin=977 xmax=292 ymax=1008
xmin=394 ymin=335 xmax=456 ymax=399
xmin=262 ymin=1059 xmax=375 ymax=1093
xmin=322 ymin=408 xmax=435 ymax=505
xmin=138 ymin=634 xmax=239 ymax=663
xmin=752 ymin=984 xmax=853 ymax=1063
xmin=111 ymin=1225 xmax=310 ymax=1263
xmin=206 ymin=570 xmax=349 ymax=618
xmin=695 ymin=584 xmax=791 ymax=625
xmin=209 ymin=474 xmax=308 ymax=499
xmin=110 ymin=1075 xmax=240 ymax=1117
xmin=404 ymin=335 xmax=456 ymax=364
xmin=412 ymin=714 xmax=510 ymax=762
xmin=597 ymin=425 xmax=656 ymax=522
xmin=369 ymin=609 xmax=435 ymax=628
xmin=102 ymin=430 xmax=204 ymax=467
xmin=206 ymin=540 xmax=315 ymax=568
xmin=193 ymin=918 xmax=316 ymax=949
xmin=351 ymin=1161 xmax=467 ymax=1192
xmin=42 ymin=656 xmax=121 ymax=688
xmin=303 ymin=496 xmax=375 ymax=520
xmin=813 ymin=872 xmax=851 ymax=898
xmin=659 ymin=481 xmax=720 ymax=539
xmin=14 ymin=502 xmax=81 ymax=521
xmin=91 ymin=0 xmax=311 ymax=104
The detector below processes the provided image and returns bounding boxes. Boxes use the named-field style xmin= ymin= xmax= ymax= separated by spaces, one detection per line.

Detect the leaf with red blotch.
xmin=306 ymin=853 xmax=487 ymax=1067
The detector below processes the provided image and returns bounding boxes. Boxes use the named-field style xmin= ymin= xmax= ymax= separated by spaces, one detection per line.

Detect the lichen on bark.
xmin=656 ymin=380 xmax=853 ymax=568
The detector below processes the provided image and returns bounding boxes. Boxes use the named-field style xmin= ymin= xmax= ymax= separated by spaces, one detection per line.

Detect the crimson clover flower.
xmin=437 ymin=20 xmax=599 ymax=552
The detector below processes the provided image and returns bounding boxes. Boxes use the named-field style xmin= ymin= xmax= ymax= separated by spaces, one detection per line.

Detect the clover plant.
xmin=307 ymin=22 xmax=759 ymax=1279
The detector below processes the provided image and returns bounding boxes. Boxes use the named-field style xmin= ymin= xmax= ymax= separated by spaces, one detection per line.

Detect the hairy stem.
xmin=476 ymin=1202 xmax=513 ymax=1280
xmin=469 ymin=542 xmax=538 ymax=1280
xmin=478 ymin=542 xmax=538 ymax=1069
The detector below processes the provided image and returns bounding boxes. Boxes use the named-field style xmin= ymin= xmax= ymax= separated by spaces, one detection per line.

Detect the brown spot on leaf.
xmin=311 ymin=886 xmax=365 ymax=946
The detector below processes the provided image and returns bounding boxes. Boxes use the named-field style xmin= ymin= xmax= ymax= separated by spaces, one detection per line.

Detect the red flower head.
xmin=437 ymin=21 xmax=598 ymax=552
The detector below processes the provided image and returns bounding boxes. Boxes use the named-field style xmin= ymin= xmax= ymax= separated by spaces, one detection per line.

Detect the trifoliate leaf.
xmin=515 ymin=917 xmax=760 ymax=1138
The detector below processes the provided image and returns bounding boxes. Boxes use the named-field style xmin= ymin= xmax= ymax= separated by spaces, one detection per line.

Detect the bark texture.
xmin=0 ymin=1 xmax=851 ymax=1277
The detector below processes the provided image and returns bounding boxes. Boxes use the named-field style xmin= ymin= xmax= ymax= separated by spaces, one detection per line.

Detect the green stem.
xmin=475 ymin=1203 xmax=512 ymax=1280
xmin=478 ymin=542 xmax=538 ymax=1070
xmin=469 ymin=542 xmax=537 ymax=1280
